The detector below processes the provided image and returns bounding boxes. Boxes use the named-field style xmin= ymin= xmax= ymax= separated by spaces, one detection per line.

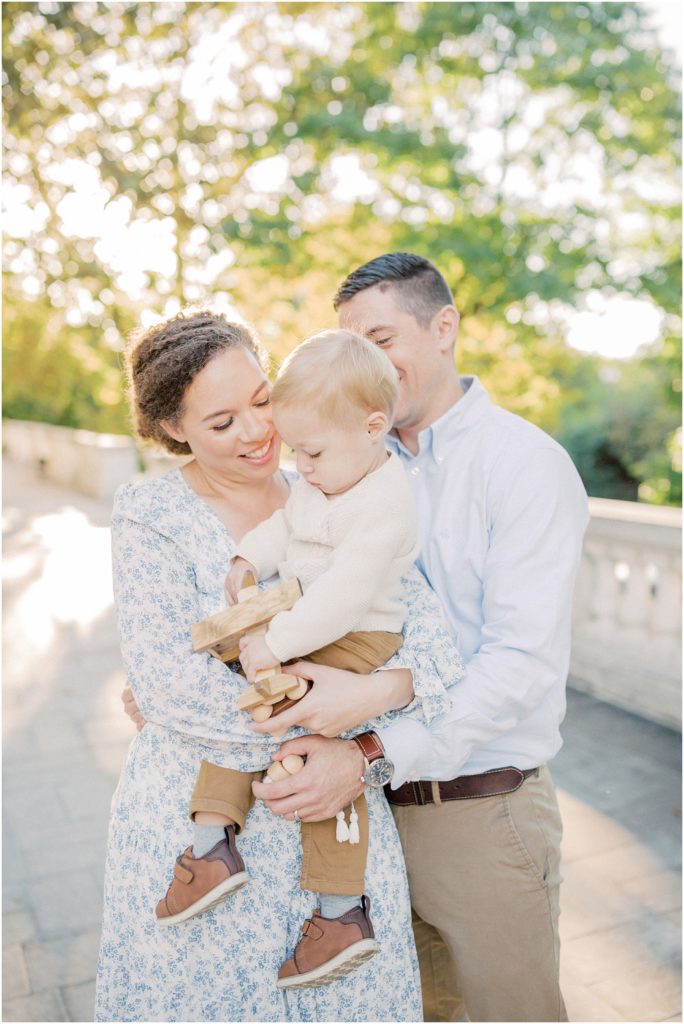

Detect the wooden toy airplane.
xmin=191 ymin=573 xmax=310 ymax=722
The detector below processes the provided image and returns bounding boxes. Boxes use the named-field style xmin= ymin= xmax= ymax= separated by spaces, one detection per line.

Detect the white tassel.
xmin=348 ymin=802 xmax=360 ymax=845
xmin=336 ymin=810 xmax=350 ymax=842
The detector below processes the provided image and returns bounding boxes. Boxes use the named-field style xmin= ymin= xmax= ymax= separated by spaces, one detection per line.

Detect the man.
xmin=124 ymin=253 xmax=588 ymax=1021
xmin=253 ymin=253 xmax=589 ymax=1022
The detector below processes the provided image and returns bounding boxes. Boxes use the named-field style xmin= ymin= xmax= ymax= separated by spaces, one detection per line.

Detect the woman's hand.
xmin=121 ymin=685 xmax=146 ymax=732
xmin=250 ymin=663 xmax=414 ymax=738
xmin=252 ymin=734 xmax=366 ymax=821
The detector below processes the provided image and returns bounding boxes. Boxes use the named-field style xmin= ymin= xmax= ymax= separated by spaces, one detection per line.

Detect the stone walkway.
xmin=2 ymin=458 xmax=681 ymax=1023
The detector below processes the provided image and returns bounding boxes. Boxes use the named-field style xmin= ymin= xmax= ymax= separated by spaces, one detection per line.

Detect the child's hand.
xmin=239 ymin=633 xmax=278 ymax=682
xmin=225 ymin=557 xmax=257 ymax=605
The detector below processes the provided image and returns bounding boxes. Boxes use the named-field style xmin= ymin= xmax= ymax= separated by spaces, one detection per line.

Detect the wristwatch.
xmin=352 ymin=731 xmax=395 ymax=788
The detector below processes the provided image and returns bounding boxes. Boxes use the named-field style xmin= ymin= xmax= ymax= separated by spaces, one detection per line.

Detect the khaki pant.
xmin=190 ymin=630 xmax=402 ymax=897
xmin=392 ymin=767 xmax=568 ymax=1023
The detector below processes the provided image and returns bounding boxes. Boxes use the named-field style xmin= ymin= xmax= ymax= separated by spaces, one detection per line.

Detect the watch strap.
xmin=352 ymin=731 xmax=384 ymax=764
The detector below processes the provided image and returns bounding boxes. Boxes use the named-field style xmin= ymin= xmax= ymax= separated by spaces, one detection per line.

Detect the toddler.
xmin=156 ymin=329 xmax=419 ymax=989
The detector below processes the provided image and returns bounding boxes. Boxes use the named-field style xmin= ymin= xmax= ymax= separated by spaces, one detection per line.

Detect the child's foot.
xmin=277 ymin=896 xmax=378 ymax=988
xmin=155 ymin=826 xmax=248 ymax=926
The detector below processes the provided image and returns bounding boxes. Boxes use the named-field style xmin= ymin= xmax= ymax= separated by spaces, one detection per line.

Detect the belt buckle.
xmin=411 ymin=781 xmax=427 ymax=806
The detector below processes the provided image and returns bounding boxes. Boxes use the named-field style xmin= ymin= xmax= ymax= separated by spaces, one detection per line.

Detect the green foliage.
xmin=555 ymin=352 xmax=682 ymax=504
xmin=3 ymin=277 xmax=131 ymax=433
xmin=2 ymin=1 xmax=681 ymax=502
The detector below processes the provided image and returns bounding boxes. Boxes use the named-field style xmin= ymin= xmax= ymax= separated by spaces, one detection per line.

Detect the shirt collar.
xmin=387 ymin=376 xmax=490 ymax=462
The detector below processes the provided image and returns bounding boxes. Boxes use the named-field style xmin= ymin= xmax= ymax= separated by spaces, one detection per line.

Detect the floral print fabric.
xmin=95 ymin=469 xmax=464 ymax=1022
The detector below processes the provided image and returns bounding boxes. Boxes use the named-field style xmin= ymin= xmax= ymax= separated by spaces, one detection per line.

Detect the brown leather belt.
xmin=385 ymin=766 xmax=539 ymax=806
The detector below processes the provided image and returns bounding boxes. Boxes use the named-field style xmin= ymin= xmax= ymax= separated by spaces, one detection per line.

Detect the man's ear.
xmin=160 ymin=418 xmax=186 ymax=444
xmin=433 ymin=305 xmax=460 ymax=353
xmin=366 ymin=410 xmax=390 ymax=439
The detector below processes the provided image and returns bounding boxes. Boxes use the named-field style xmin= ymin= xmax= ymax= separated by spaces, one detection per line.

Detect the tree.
xmin=3 ymin=2 xmax=681 ymax=501
xmin=555 ymin=351 xmax=682 ymax=504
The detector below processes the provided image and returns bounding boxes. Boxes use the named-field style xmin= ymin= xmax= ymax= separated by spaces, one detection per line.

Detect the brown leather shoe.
xmin=155 ymin=827 xmax=248 ymax=926
xmin=277 ymin=895 xmax=378 ymax=988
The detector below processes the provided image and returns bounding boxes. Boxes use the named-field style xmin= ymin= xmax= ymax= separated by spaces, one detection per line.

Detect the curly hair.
xmin=125 ymin=310 xmax=266 ymax=455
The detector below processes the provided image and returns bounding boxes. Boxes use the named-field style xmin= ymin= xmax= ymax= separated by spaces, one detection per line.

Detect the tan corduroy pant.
xmin=392 ymin=766 xmax=568 ymax=1023
xmin=189 ymin=630 xmax=402 ymax=896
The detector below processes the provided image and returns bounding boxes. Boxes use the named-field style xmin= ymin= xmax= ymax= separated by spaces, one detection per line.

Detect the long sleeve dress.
xmin=95 ymin=468 xmax=464 ymax=1023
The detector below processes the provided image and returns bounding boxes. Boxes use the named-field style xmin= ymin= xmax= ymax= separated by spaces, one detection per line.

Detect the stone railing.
xmin=2 ymin=419 xmax=191 ymax=498
xmin=2 ymin=419 xmax=140 ymax=500
xmin=571 ymin=498 xmax=682 ymax=731
xmin=3 ymin=419 xmax=681 ymax=728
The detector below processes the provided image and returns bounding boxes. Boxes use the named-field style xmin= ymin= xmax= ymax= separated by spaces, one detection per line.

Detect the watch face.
xmin=367 ymin=757 xmax=394 ymax=788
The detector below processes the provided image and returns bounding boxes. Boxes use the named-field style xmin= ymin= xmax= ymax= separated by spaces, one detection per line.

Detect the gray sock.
xmin=318 ymin=893 xmax=362 ymax=919
xmin=193 ymin=823 xmax=229 ymax=858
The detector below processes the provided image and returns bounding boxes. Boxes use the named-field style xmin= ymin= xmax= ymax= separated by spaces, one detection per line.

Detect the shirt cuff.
xmin=376 ymin=718 xmax=435 ymax=789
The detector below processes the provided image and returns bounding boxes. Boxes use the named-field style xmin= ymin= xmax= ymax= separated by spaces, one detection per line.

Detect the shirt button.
xmin=410 ymin=466 xmax=420 ymax=476
xmin=436 ymin=455 xmax=444 ymax=464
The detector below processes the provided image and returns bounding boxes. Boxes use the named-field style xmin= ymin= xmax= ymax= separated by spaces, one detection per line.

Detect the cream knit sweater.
xmin=236 ymin=452 xmax=420 ymax=663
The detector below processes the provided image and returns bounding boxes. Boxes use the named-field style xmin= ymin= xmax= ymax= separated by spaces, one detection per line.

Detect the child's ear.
xmin=160 ymin=418 xmax=186 ymax=444
xmin=366 ymin=411 xmax=390 ymax=439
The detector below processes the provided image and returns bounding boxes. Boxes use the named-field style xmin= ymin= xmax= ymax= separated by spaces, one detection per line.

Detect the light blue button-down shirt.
xmin=380 ymin=376 xmax=590 ymax=785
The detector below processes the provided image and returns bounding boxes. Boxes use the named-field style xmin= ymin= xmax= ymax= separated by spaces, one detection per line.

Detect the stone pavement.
xmin=2 ymin=458 xmax=681 ymax=1023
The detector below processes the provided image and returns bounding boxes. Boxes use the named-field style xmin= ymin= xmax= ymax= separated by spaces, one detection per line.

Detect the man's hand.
xmin=250 ymin=662 xmax=414 ymax=738
xmin=225 ymin=557 xmax=257 ymax=605
xmin=253 ymin=734 xmax=366 ymax=822
xmin=239 ymin=633 xmax=278 ymax=682
xmin=121 ymin=685 xmax=146 ymax=732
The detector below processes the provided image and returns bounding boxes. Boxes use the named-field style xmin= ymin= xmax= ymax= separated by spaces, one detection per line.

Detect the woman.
xmin=95 ymin=310 xmax=462 ymax=1022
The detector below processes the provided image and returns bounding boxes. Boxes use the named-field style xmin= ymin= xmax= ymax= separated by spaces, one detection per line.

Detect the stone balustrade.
xmin=3 ymin=418 xmax=140 ymax=501
xmin=571 ymin=498 xmax=682 ymax=730
xmin=3 ymin=419 xmax=681 ymax=728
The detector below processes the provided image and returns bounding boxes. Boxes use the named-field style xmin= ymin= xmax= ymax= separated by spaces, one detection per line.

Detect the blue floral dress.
xmin=95 ymin=468 xmax=464 ymax=1022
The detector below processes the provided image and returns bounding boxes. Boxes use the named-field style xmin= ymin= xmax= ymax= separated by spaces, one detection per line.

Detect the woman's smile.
xmin=240 ymin=434 xmax=277 ymax=464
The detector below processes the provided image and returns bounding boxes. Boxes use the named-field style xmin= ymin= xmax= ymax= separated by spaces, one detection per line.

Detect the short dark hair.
xmin=125 ymin=310 xmax=265 ymax=455
xmin=333 ymin=253 xmax=454 ymax=326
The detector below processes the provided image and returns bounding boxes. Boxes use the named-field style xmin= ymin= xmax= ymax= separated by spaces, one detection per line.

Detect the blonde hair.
xmin=271 ymin=329 xmax=398 ymax=427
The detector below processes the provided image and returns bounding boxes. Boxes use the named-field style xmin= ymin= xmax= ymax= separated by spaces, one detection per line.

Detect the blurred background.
xmin=2 ymin=0 xmax=682 ymax=505
xmin=2 ymin=3 xmax=682 ymax=1022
